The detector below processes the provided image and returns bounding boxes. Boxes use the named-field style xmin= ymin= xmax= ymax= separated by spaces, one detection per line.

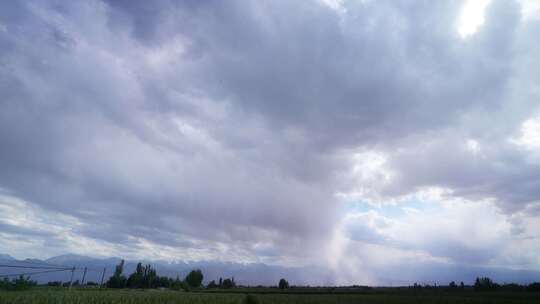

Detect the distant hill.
xmin=0 ymin=253 xmax=15 ymax=261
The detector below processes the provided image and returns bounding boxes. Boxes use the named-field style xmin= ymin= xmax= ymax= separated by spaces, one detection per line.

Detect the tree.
xmin=141 ymin=264 xmax=157 ymax=288
xmin=185 ymin=269 xmax=203 ymax=288
xmin=157 ymin=276 xmax=172 ymax=288
xmin=449 ymin=281 xmax=457 ymax=288
xmin=127 ymin=263 xmax=144 ymax=288
xmin=474 ymin=277 xmax=498 ymax=291
xmin=222 ymin=278 xmax=235 ymax=289
xmin=107 ymin=260 xmax=127 ymax=288
xmin=278 ymin=278 xmax=289 ymax=289
xmin=115 ymin=260 xmax=125 ymax=276
xmin=207 ymin=280 xmax=218 ymax=288
xmin=126 ymin=263 xmax=159 ymax=289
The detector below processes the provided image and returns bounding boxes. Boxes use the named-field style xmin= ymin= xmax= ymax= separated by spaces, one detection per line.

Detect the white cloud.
xmin=466 ymin=138 xmax=481 ymax=155
xmin=332 ymin=192 xmax=540 ymax=283
xmin=335 ymin=150 xmax=394 ymax=203
xmin=457 ymin=0 xmax=491 ymax=38
xmin=512 ymin=115 xmax=540 ymax=151
xmin=518 ymin=0 xmax=540 ymax=20
xmin=341 ymin=193 xmax=530 ymax=266
xmin=318 ymin=0 xmax=347 ymax=16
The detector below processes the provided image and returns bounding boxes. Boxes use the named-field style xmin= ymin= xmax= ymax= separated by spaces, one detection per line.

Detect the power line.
xmin=0 ymin=262 xmax=104 ymax=272
xmin=0 ymin=264 xmax=71 ymax=270
xmin=0 ymin=258 xmax=68 ymax=268
xmin=0 ymin=268 xmax=71 ymax=278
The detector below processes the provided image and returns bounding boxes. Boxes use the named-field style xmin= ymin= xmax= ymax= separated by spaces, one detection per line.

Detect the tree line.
xmin=473 ymin=277 xmax=540 ymax=292
xmin=410 ymin=277 xmax=540 ymax=292
xmin=3 ymin=259 xmax=540 ymax=293
xmin=106 ymin=259 xmax=199 ymax=290
xmin=104 ymin=260 xmax=290 ymax=291
xmin=0 ymin=276 xmax=37 ymax=291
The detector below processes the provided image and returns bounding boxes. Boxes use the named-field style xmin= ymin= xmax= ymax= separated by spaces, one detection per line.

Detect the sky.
xmin=1 ymin=0 xmax=540 ymax=285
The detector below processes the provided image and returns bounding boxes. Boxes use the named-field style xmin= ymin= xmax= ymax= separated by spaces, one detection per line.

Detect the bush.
xmin=222 ymin=278 xmax=235 ymax=289
xmin=185 ymin=270 xmax=203 ymax=288
xmin=207 ymin=280 xmax=218 ymax=288
xmin=181 ymin=280 xmax=191 ymax=292
xmin=501 ymin=283 xmax=524 ymax=292
xmin=0 ymin=276 xmax=37 ymax=291
xmin=528 ymin=282 xmax=540 ymax=292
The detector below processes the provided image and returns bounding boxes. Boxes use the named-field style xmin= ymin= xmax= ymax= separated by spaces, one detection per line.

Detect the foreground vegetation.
xmin=0 ymin=289 xmax=242 ymax=304
xmin=2 ymin=288 xmax=540 ymax=304
xmin=2 ymin=260 xmax=540 ymax=303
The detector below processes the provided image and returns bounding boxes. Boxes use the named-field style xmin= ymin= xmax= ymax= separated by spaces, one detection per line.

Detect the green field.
xmin=1 ymin=289 xmax=539 ymax=304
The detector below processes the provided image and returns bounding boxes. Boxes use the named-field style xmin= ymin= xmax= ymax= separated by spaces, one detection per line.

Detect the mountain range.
xmin=0 ymin=253 xmax=330 ymax=285
xmin=1 ymin=253 xmax=539 ymax=286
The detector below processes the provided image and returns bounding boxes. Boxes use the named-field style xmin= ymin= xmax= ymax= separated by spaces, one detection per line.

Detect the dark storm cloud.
xmin=0 ymin=0 xmax=342 ymax=255
xmin=0 ymin=0 xmax=539 ymax=280
xmin=153 ymin=0 xmax=514 ymax=147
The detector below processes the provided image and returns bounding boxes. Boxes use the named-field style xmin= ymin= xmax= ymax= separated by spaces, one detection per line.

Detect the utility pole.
xmin=69 ymin=266 xmax=75 ymax=290
xmin=100 ymin=267 xmax=106 ymax=288
xmin=81 ymin=267 xmax=87 ymax=286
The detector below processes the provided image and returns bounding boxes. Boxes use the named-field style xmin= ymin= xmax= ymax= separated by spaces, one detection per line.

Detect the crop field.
xmin=0 ymin=289 xmax=243 ymax=304
xmin=1 ymin=289 xmax=539 ymax=304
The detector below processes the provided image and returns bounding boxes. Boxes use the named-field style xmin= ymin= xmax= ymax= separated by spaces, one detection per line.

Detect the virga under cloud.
xmin=0 ymin=0 xmax=539 ymax=285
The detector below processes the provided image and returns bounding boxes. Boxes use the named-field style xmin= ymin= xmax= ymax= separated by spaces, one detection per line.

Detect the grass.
xmin=1 ymin=288 xmax=539 ymax=304
xmin=0 ymin=289 xmax=243 ymax=304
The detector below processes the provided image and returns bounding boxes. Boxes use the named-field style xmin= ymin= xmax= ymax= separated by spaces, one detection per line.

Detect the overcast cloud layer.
xmin=1 ymin=0 xmax=540 ymax=285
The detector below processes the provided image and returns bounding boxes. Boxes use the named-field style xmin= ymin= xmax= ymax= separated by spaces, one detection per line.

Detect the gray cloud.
xmin=0 ymin=0 xmax=539 ymax=283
